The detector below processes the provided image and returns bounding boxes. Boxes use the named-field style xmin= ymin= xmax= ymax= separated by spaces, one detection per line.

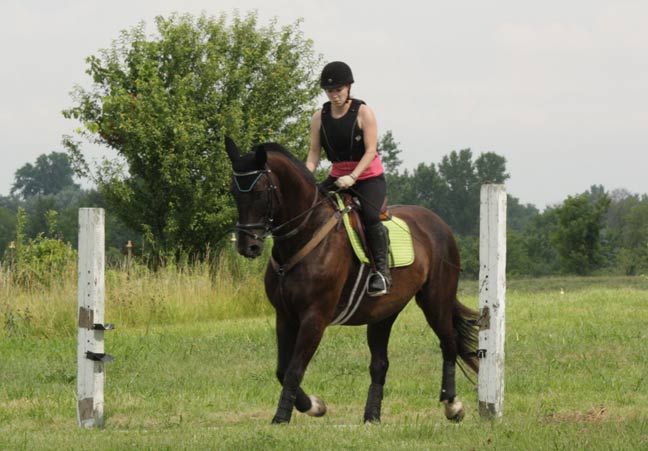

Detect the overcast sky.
xmin=1 ymin=1 xmax=647 ymax=209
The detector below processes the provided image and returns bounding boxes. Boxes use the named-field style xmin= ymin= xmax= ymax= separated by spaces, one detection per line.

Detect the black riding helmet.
xmin=320 ymin=61 xmax=354 ymax=89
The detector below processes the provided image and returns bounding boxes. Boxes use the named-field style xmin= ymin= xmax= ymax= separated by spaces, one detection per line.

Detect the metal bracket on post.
xmin=479 ymin=306 xmax=491 ymax=331
xmin=85 ymin=351 xmax=115 ymax=363
xmin=93 ymin=323 xmax=115 ymax=331
xmin=78 ymin=307 xmax=115 ymax=331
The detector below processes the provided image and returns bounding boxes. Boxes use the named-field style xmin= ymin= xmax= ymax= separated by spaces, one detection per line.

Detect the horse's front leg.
xmin=275 ymin=314 xmax=326 ymax=418
xmin=364 ymin=312 xmax=399 ymax=423
xmin=272 ymin=315 xmax=327 ymax=424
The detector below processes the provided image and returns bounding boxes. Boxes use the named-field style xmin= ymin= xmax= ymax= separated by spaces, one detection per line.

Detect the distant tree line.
xmin=0 ymin=152 xmax=139 ymax=265
xmin=379 ymin=134 xmax=648 ymax=278
xmin=2 ymin=142 xmax=647 ymax=279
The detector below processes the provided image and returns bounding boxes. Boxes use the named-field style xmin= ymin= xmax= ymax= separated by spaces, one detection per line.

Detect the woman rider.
xmin=306 ymin=61 xmax=391 ymax=297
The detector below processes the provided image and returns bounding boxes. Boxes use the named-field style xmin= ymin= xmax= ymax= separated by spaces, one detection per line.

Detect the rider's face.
xmin=324 ymin=85 xmax=350 ymax=107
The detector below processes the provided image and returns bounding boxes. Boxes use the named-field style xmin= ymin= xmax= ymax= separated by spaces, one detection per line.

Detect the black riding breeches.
xmin=321 ymin=174 xmax=387 ymax=226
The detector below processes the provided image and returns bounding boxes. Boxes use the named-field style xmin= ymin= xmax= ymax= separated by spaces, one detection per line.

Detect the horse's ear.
xmin=225 ymin=136 xmax=240 ymax=162
xmin=255 ymin=145 xmax=267 ymax=167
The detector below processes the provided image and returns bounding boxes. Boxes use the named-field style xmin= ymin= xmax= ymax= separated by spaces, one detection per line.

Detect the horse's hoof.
xmin=271 ymin=416 xmax=290 ymax=425
xmin=443 ymin=399 xmax=465 ymax=422
xmin=305 ymin=395 xmax=327 ymax=417
xmin=363 ymin=416 xmax=381 ymax=424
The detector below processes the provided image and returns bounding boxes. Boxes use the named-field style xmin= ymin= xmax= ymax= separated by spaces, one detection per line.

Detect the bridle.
xmin=232 ymin=167 xmax=320 ymax=241
xmin=232 ymin=162 xmax=350 ymax=287
xmin=232 ymin=168 xmax=277 ymax=240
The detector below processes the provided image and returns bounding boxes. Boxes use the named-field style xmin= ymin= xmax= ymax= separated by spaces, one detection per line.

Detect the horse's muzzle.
xmin=238 ymin=241 xmax=264 ymax=259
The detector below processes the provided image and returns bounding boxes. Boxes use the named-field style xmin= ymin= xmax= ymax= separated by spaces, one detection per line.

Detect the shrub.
xmin=6 ymin=208 xmax=76 ymax=289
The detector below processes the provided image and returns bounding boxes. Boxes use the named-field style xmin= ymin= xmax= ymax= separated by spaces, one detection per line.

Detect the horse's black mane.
xmin=252 ymin=142 xmax=317 ymax=186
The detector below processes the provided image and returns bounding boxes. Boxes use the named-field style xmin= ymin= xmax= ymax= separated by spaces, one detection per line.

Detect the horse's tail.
xmin=453 ymin=299 xmax=480 ymax=375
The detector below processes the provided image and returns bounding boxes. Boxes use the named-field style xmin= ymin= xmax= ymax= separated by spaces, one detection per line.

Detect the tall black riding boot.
xmin=366 ymin=223 xmax=392 ymax=297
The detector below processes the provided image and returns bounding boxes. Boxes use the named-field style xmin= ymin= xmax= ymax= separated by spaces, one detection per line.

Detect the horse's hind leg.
xmin=275 ymin=315 xmax=326 ymax=420
xmin=415 ymin=286 xmax=466 ymax=422
xmin=364 ymin=312 xmax=400 ymax=423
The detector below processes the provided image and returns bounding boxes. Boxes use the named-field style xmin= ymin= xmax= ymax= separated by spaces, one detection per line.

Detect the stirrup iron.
xmin=367 ymin=271 xmax=389 ymax=297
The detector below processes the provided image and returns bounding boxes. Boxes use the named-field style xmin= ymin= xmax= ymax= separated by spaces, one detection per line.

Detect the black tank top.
xmin=319 ymin=98 xmax=366 ymax=162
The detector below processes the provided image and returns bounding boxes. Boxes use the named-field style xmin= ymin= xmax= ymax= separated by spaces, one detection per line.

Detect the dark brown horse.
xmin=225 ymin=138 xmax=479 ymax=424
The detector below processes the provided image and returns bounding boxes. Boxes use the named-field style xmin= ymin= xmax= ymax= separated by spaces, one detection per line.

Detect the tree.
xmin=552 ymin=192 xmax=611 ymax=275
xmin=474 ymin=152 xmax=509 ymax=184
xmin=617 ymin=200 xmax=648 ymax=274
xmin=63 ymin=12 xmax=321 ymax=258
xmin=379 ymin=130 xmax=403 ymax=175
xmin=11 ymin=152 xmax=78 ymax=198
xmin=64 ymin=14 xmax=319 ymax=254
xmin=516 ymin=208 xmax=559 ymax=276
xmin=606 ymin=190 xmax=648 ymax=274
xmin=407 ymin=162 xmax=447 ymax=213
xmin=438 ymin=149 xmax=510 ymax=235
xmin=507 ymin=195 xmax=539 ymax=232
xmin=387 ymin=148 xmax=511 ymax=236
xmin=438 ymin=149 xmax=479 ymax=235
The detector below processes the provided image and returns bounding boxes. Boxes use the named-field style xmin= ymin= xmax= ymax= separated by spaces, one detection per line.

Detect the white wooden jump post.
xmin=77 ymin=208 xmax=114 ymax=428
xmin=478 ymin=184 xmax=506 ymax=419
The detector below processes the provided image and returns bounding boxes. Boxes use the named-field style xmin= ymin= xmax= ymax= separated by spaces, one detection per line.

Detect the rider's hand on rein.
xmin=335 ymin=175 xmax=356 ymax=189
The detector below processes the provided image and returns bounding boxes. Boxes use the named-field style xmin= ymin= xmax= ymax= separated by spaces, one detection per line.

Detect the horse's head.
xmin=226 ymin=137 xmax=276 ymax=258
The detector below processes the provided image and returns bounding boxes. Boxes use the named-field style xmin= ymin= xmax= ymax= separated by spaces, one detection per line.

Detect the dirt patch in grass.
xmin=543 ymin=405 xmax=609 ymax=424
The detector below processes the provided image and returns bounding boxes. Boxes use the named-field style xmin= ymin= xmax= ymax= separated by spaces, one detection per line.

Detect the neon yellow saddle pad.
xmin=335 ymin=194 xmax=415 ymax=268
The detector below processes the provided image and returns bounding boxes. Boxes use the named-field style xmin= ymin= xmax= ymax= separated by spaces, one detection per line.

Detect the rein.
xmin=269 ymin=209 xmax=345 ymax=276
xmin=271 ymin=187 xmax=321 ymax=241
xmin=269 ymin=199 xmax=351 ymax=303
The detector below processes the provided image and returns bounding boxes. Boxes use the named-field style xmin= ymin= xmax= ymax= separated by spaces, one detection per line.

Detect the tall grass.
xmin=4 ymin=239 xmax=648 ymax=340
xmin=0 ymin=243 xmax=273 ymax=339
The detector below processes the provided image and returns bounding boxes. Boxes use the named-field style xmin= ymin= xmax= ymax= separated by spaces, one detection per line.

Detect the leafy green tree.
xmin=455 ymin=234 xmax=479 ymax=278
xmin=14 ymin=186 xmax=82 ymax=243
xmin=506 ymin=230 xmax=531 ymax=277
xmin=444 ymin=150 xmax=510 ymax=236
xmin=379 ymin=130 xmax=403 ymax=175
xmin=436 ymin=149 xmax=486 ymax=234
xmin=387 ymin=148 xmax=511 ymax=237
xmin=620 ymin=199 xmax=648 ymax=272
xmin=513 ymin=208 xmax=559 ymax=276
xmin=408 ymin=162 xmax=447 ymax=213
xmin=24 ymin=196 xmax=57 ymax=240
xmin=11 ymin=152 xmax=78 ymax=198
xmin=380 ymin=130 xmax=406 ymax=205
xmin=552 ymin=192 xmax=611 ymax=275
xmin=474 ymin=152 xmax=509 ymax=184
xmin=507 ymin=196 xmax=539 ymax=232
xmin=63 ymin=12 xmax=321 ymax=258
xmin=606 ymin=190 xmax=648 ymax=274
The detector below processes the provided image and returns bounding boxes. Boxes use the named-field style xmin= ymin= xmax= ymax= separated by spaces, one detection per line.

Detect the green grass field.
xmin=1 ymin=273 xmax=647 ymax=450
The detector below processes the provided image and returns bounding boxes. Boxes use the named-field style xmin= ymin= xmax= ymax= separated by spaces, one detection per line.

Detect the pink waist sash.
xmin=330 ymin=155 xmax=384 ymax=180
